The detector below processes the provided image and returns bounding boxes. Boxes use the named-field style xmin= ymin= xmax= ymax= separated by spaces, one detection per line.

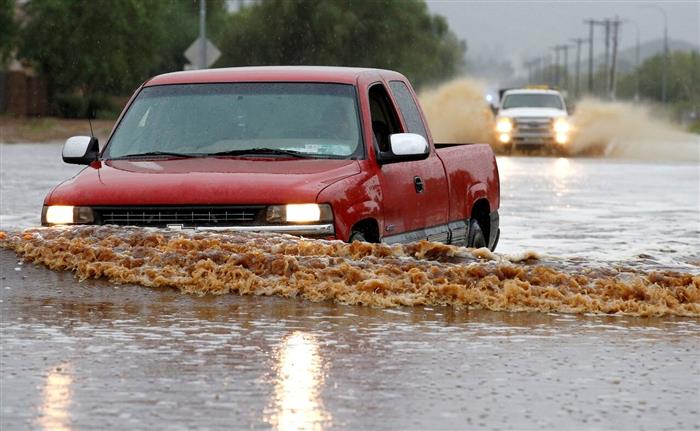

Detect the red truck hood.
xmin=47 ymin=157 xmax=361 ymax=206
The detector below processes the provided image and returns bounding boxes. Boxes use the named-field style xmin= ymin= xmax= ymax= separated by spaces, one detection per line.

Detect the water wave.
xmin=1 ymin=227 xmax=698 ymax=317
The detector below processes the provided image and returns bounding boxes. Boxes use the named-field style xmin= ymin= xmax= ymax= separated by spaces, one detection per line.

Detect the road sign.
xmin=184 ymin=37 xmax=221 ymax=69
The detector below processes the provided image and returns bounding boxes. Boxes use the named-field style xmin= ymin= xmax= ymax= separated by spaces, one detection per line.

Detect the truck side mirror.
xmin=62 ymin=136 xmax=99 ymax=165
xmin=376 ymin=133 xmax=430 ymax=165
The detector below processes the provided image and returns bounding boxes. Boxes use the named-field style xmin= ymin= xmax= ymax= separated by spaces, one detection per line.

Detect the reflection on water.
xmin=552 ymin=157 xmax=574 ymax=198
xmin=37 ymin=363 xmax=73 ymax=431
xmin=266 ymin=332 xmax=331 ymax=431
xmin=553 ymin=157 xmax=571 ymax=179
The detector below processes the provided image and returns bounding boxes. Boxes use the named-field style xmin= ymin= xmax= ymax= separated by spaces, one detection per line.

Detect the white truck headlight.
xmin=553 ymin=118 xmax=570 ymax=134
xmin=42 ymin=205 xmax=95 ymax=225
xmin=496 ymin=117 xmax=513 ymax=133
xmin=266 ymin=204 xmax=333 ymax=224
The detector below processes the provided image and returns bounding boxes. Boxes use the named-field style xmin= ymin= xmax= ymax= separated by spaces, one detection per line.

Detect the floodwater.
xmin=1 ymin=143 xmax=699 ymax=430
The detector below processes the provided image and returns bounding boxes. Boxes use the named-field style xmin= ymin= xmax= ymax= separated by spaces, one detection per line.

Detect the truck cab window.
xmin=389 ymin=80 xmax=428 ymax=140
xmin=369 ymin=84 xmax=401 ymax=152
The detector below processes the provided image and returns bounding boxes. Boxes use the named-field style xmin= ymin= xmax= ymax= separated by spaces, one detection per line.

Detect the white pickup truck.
xmin=493 ymin=88 xmax=571 ymax=152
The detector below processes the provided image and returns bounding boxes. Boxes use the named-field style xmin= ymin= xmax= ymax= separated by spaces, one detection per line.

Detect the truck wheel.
xmin=467 ymin=219 xmax=487 ymax=248
xmin=349 ymin=230 xmax=367 ymax=243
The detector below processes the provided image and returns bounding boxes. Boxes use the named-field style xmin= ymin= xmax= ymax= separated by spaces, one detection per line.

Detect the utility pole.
xmin=199 ymin=0 xmax=207 ymax=69
xmin=609 ymin=17 xmax=622 ymax=100
xmin=524 ymin=59 xmax=533 ymax=84
xmin=534 ymin=57 xmax=544 ymax=84
xmin=562 ymin=45 xmax=570 ymax=93
xmin=584 ymin=19 xmax=602 ymax=94
xmin=624 ymin=20 xmax=641 ymax=101
xmin=570 ymin=38 xmax=587 ymax=99
xmin=552 ymin=45 xmax=571 ymax=90
xmin=543 ymin=54 xmax=552 ymax=87
xmin=603 ymin=19 xmax=612 ymax=96
xmin=552 ymin=47 xmax=560 ymax=87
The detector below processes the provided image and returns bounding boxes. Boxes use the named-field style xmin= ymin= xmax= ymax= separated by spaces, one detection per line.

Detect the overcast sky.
xmin=426 ymin=0 xmax=699 ymax=66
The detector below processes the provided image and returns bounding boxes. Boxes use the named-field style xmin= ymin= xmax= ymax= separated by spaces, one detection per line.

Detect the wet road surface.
xmin=1 ymin=143 xmax=699 ymax=430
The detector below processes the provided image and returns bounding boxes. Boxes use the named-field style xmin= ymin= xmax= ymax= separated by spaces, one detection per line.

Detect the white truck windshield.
xmin=502 ymin=94 xmax=564 ymax=110
xmin=105 ymin=83 xmax=362 ymax=159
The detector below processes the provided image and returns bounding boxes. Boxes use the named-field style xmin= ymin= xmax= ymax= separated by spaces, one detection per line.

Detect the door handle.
xmin=414 ymin=176 xmax=424 ymax=194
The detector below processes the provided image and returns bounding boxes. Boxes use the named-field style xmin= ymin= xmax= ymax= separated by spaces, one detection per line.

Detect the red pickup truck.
xmin=42 ymin=67 xmax=500 ymax=249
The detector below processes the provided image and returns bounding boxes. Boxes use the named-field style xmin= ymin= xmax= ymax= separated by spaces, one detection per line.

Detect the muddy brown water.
xmin=1 ymin=143 xmax=699 ymax=430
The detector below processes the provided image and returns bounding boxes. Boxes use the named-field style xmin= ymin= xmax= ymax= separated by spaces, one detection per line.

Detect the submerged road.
xmin=1 ymin=143 xmax=699 ymax=429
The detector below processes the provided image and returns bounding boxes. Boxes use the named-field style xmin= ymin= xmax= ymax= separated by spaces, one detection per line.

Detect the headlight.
xmin=42 ymin=205 xmax=94 ymax=225
xmin=266 ymin=204 xmax=333 ymax=224
xmin=555 ymin=133 xmax=569 ymax=144
xmin=495 ymin=117 xmax=513 ymax=133
xmin=553 ymin=118 xmax=570 ymax=134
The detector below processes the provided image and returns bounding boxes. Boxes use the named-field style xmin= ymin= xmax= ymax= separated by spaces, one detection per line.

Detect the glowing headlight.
xmin=553 ymin=118 xmax=570 ymax=134
xmin=286 ymin=204 xmax=321 ymax=222
xmin=495 ymin=117 xmax=513 ymax=133
xmin=45 ymin=205 xmax=74 ymax=224
xmin=42 ymin=205 xmax=95 ymax=225
xmin=266 ymin=204 xmax=333 ymax=224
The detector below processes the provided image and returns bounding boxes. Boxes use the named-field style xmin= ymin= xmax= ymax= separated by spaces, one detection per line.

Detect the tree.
xmin=617 ymin=50 xmax=700 ymax=106
xmin=17 ymin=0 xmax=228 ymax=116
xmin=216 ymin=0 xmax=465 ymax=89
xmin=152 ymin=0 xmax=228 ymax=74
xmin=0 ymin=0 xmax=16 ymax=67
xmin=20 ymin=0 xmax=168 ymax=97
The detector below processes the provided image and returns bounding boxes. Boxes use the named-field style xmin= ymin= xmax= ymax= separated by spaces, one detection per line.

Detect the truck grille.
xmin=94 ymin=206 xmax=265 ymax=227
xmin=514 ymin=117 xmax=552 ymax=133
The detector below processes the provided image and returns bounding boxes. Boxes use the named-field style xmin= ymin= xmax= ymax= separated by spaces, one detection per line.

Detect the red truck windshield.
xmin=105 ymin=83 xmax=362 ymax=159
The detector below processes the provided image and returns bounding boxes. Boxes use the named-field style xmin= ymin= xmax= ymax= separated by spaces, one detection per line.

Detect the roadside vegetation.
xmin=537 ymin=50 xmax=700 ymax=133
xmin=616 ymin=51 xmax=700 ymax=133
xmin=2 ymin=0 xmax=464 ymax=119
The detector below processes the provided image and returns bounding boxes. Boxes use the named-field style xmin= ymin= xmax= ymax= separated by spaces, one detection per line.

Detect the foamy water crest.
xmin=2 ymin=227 xmax=698 ymax=317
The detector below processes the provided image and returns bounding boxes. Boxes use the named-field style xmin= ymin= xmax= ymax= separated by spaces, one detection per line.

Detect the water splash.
xmin=2 ymin=227 xmax=698 ymax=317
xmin=570 ymin=98 xmax=700 ymax=162
xmin=419 ymin=78 xmax=495 ymax=144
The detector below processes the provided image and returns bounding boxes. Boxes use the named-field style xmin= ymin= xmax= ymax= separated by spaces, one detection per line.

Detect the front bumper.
xmin=41 ymin=204 xmax=336 ymax=238
xmin=167 ymin=224 xmax=335 ymax=237
xmin=511 ymin=132 xmax=556 ymax=146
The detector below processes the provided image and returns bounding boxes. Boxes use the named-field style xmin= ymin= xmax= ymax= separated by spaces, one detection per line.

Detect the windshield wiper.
xmin=109 ymin=151 xmax=201 ymax=160
xmin=208 ymin=148 xmax=313 ymax=158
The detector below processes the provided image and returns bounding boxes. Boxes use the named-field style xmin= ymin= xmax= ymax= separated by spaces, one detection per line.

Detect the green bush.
xmin=53 ymin=93 xmax=86 ymax=118
xmin=688 ymin=118 xmax=700 ymax=134
xmin=53 ymin=93 xmax=115 ymax=119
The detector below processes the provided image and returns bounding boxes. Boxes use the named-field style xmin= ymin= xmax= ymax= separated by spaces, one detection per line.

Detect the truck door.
xmin=369 ymin=82 xmax=450 ymax=243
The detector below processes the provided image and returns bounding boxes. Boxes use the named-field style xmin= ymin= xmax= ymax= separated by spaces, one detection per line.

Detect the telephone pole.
xmin=570 ymin=38 xmax=588 ymax=99
xmin=551 ymin=47 xmax=560 ymax=87
xmin=603 ymin=19 xmax=612 ymax=96
xmin=562 ymin=45 xmax=570 ymax=93
xmin=583 ymin=19 xmax=603 ymax=94
xmin=623 ymin=20 xmax=641 ymax=101
xmin=552 ymin=45 xmax=571 ymax=91
xmin=609 ymin=17 xmax=622 ymax=100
